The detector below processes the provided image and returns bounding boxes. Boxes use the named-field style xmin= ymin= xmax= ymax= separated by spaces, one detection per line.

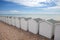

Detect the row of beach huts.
xmin=0 ymin=16 xmax=60 ymax=40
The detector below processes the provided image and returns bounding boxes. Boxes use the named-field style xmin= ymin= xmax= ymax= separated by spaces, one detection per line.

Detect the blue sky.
xmin=0 ymin=0 xmax=60 ymax=14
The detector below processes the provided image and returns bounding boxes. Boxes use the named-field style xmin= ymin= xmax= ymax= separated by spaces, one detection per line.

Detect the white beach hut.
xmin=20 ymin=17 xmax=31 ymax=31
xmin=0 ymin=16 xmax=2 ymax=21
xmin=0 ymin=16 xmax=1 ymax=21
xmin=28 ymin=18 xmax=42 ymax=34
xmin=11 ymin=17 xmax=16 ymax=26
xmin=7 ymin=16 xmax=9 ymax=24
xmin=2 ymin=16 xmax=5 ymax=23
xmin=7 ymin=17 xmax=10 ymax=24
xmin=15 ymin=17 xmax=21 ymax=28
xmin=8 ymin=17 xmax=12 ymax=25
xmin=39 ymin=19 xmax=55 ymax=39
xmin=54 ymin=21 xmax=60 ymax=40
xmin=1 ymin=16 xmax=4 ymax=22
xmin=5 ymin=16 xmax=8 ymax=24
xmin=3 ymin=16 xmax=5 ymax=23
xmin=0 ymin=16 xmax=2 ymax=22
xmin=2 ymin=16 xmax=5 ymax=22
xmin=2 ymin=16 xmax=4 ymax=22
xmin=4 ymin=16 xmax=6 ymax=23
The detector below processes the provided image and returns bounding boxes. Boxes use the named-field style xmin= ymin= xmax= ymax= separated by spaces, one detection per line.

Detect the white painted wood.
xmin=4 ymin=17 xmax=6 ymax=23
xmin=11 ymin=17 xmax=16 ymax=26
xmin=7 ymin=17 xmax=9 ymax=24
xmin=54 ymin=23 xmax=60 ymax=40
xmin=28 ymin=19 xmax=38 ymax=34
xmin=0 ymin=16 xmax=1 ymax=21
xmin=39 ymin=21 xmax=54 ymax=38
xmin=20 ymin=18 xmax=28 ymax=31
xmin=3 ymin=17 xmax=6 ymax=22
xmin=6 ymin=17 xmax=8 ymax=24
xmin=8 ymin=17 xmax=10 ymax=25
xmin=15 ymin=17 xmax=20 ymax=28
xmin=8 ymin=17 xmax=12 ymax=25
xmin=4 ymin=16 xmax=6 ymax=23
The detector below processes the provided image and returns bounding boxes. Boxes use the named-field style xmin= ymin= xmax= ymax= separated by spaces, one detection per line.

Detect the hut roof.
xmin=34 ymin=18 xmax=43 ymax=22
xmin=47 ymin=19 xmax=57 ymax=24
xmin=20 ymin=17 xmax=32 ymax=21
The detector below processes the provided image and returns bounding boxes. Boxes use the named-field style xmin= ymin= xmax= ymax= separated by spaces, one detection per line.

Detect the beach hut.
xmin=0 ymin=16 xmax=1 ymax=21
xmin=28 ymin=18 xmax=42 ymax=34
xmin=1 ymin=16 xmax=4 ymax=22
xmin=0 ymin=16 xmax=4 ymax=22
xmin=15 ymin=17 xmax=21 ymax=28
xmin=5 ymin=16 xmax=8 ymax=24
xmin=11 ymin=17 xmax=16 ymax=26
xmin=39 ymin=19 xmax=55 ymax=39
xmin=2 ymin=16 xmax=5 ymax=23
xmin=7 ymin=16 xmax=10 ymax=24
xmin=2 ymin=16 xmax=5 ymax=22
xmin=54 ymin=21 xmax=60 ymax=40
xmin=8 ymin=17 xmax=12 ymax=25
xmin=4 ymin=16 xmax=6 ymax=23
xmin=2 ymin=16 xmax=4 ymax=22
xmin=6 ymin=16 xmax=9 ymax=24
xmin=20 ymin=17 xmax=31 ymax=31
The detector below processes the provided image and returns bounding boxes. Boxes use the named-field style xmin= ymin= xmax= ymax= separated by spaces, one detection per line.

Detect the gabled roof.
xmin=20 ymin=17 xmax=32 ymax=21
xmin=47 ymin=19 xmax=56 ymax=24
xmin=34 ymin=18 xmax=43 ymax=22
xmin=24 ymin=18 xmax=32 ymax=21
xmin=9 ymin=16 xmax=12 ymax=18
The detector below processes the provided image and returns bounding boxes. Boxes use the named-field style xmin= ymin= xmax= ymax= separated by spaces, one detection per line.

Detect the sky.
xmin=0 ymin=0 xmax=60 ymax=20
xmin=0 ymin=0 xmax=60 ymax=14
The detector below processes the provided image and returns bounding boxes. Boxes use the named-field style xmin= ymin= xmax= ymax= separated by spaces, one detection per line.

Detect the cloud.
xmin=9 ymin=10 xmax=20 ymax=13
xmin=5 ymin=0 xmax=57 ymax=8
xmin=0 ymin=10 xmax=21 ymax=14
xmin=0 ymin=10 xmax=60 ymax=14
xmin=47 ymin=6 xmax=60 ymax=9
xmin=56 ymin=0 xmax=60 ymax=5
